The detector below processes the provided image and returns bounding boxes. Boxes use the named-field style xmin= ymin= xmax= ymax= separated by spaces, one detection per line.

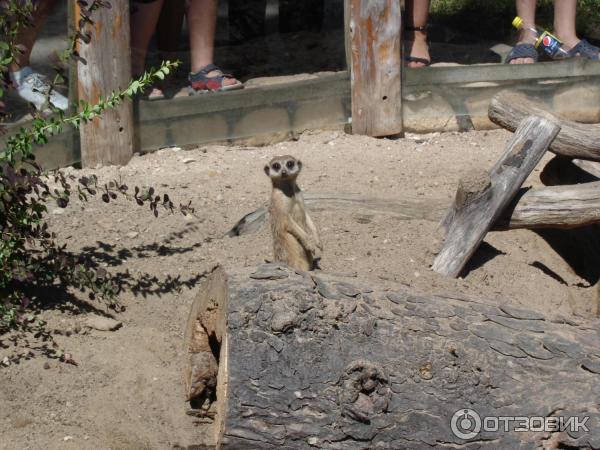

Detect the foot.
xmin=556 ymin=34 xmax=600 ymax=60
xmin=189 ymin=64 xmax=243 ymax=94
xmin=11 ymin=68 xmax=68 ymax=111
xmin=509 ymin=30 xmax=537 ymax=64
xmin=405 ymin=29 xmax=431 ymax=68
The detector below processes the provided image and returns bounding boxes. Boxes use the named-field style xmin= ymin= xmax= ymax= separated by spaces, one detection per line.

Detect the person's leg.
xmin=187 ymin=0 xmax=241 ymax=90
xmin=554 ymin=0 xmax=599 ymax=58
xmin=404 ymin=0 xmax=430 ymax=68
xmin=8 ymin=0 xmax=67 ymax=110
xmin=509 ymin=0 xmax=537 ymax=64
xmin=9 ymin=0 xmax=59 ymax=72
xmin=130 ymin=0 xmax=165 ymax=77
xmin=553 ymin=0 xmax=578 ymax=47
xmin=187 ymin=0 xmax=218 ymax=73
xmin=156 ymin=0 xmax=186 ymax=59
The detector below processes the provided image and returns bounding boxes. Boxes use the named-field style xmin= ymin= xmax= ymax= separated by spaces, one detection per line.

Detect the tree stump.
xmin=185 ymin=264 xmax=600 ymax=449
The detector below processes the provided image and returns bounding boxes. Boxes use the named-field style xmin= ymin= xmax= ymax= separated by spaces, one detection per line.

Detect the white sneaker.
xmin=16 ymin=71 xmax=68 ymax=111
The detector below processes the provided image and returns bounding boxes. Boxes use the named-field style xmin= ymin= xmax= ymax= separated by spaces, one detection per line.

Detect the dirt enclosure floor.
xmin=1 ymin=128 xmax=599 ymax=449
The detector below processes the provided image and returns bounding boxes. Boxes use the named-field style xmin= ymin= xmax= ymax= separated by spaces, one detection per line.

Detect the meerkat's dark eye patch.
xmin=272 ymin=162 xmax=281 ymax=171
xmin=286 ymin=160 xmax=295 ymax=169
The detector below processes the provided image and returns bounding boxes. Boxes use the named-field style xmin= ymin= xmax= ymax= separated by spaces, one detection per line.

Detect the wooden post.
xmin=75 ymin=0 xmax=134 ymax=167
xmin=347 ymin=0 xmax=402 ymax=137
xmin=432 ymin=116 xmax=561 ymax=278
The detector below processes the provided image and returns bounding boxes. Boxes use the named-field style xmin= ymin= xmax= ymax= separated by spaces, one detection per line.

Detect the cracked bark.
xmin=185 ymin=265 xmax=600 ymax=449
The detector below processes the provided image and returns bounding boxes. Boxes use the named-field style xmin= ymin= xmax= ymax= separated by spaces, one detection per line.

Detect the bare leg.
xmin=186 ymin=0 xmax=239 ymax=86
xmin=187 ymin=0 xmax=217 ymax=72
xmin=405 ymin=0 xmax=430 ymax=68
xmin=553 ymin=0 xmax=598 ymax=57
xmin=9 ymin=0 xmax=59 ymax=71
xmin=130 ymin=0 xmax=165 ymax=77
xmin=553 ymin=0 xmax=578 ymax=47
xmin=510 ymin=0 xmax=537 ymax=64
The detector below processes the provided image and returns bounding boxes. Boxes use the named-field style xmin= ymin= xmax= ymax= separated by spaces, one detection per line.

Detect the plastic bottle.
xmin=512 ymin=16 xmax=570 ymax=58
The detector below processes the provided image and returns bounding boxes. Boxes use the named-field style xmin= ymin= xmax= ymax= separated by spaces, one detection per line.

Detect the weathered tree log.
xmin=489 ymin=90 xmax=600 ymax=161
xmin=500 ymin=181 xmax=600 ymax=229
xmin=186 ymin=264 xmax=600 ymax=449
xmin=573 ymin=159 xmax=600 ymax=179
xmin=432 ymin=116 xmax=560 ymax=277
xmin=540 ymin=155 xmax=600 ymax=186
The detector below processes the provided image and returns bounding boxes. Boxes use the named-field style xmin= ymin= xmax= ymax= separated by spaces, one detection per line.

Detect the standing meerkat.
xmin=264 ymin=155 xmax=322 ymax=271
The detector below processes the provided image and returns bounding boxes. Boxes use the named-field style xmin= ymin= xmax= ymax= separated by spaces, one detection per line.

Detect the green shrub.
xmin=0 ymin=0 xmax=189 ymax=353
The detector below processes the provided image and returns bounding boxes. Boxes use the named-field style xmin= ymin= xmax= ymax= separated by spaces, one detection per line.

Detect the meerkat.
xmin=264 ymin=155 xmax=322 ymax=271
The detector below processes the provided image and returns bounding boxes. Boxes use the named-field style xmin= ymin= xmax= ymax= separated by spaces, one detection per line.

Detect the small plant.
xmin=0 ymin=1 xmax=191 ymax=351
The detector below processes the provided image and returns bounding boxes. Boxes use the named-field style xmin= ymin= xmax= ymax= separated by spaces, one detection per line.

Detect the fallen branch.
xmin=489 ymin=90 xmax=600 ymax=161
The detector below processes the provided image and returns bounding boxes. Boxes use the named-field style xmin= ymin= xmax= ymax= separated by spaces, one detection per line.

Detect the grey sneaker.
xmin=17 ymin=71 xmax=68 ymax=111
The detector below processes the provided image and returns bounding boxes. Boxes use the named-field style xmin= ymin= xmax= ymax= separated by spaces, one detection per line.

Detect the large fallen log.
xmin=489 ymin=90 xmax=600 ymax=161
xmin=432 ymin=116 xmax=560 ymax=277
xmin=185 ymin=264 xmax=600 ymax=449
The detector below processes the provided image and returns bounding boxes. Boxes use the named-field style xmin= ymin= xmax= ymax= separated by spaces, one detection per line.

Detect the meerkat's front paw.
xmin=313 ymin=245 xmax=323 ymax=259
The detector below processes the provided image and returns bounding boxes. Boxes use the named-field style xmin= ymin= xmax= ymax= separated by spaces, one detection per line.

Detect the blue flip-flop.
xmin=505 ymin=43 xmax=539 ymax=63
xmin=566 ymin=39 xmax=600 ymax=60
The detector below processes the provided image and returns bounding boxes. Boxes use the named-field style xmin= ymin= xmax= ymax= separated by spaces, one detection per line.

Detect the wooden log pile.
xmin=185 ymin=265 xmax=600 ymax=449
xmin=433 ymin=91 xmax=600 ymax=277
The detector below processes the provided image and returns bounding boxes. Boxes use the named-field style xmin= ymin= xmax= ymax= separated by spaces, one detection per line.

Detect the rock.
xmin=85 ymin=315 xmax=122 ymax=332
xmin=182 ymin=158 xmax=196 ymax=164
xmin=126 ymin=231 xmax=139 ymax=239
xmin=43 ymin=362 xmax=51 ymax=370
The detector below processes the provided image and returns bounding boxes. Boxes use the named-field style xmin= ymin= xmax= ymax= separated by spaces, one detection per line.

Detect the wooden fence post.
xmin=347 ymin=0 xmax=403 ymax=137
xmin=75 ymin=0 xmax=134 ymax=167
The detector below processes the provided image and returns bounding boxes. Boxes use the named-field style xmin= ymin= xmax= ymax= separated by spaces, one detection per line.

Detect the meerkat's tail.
xmin=226 ymin=206 xmax=269 ymax=237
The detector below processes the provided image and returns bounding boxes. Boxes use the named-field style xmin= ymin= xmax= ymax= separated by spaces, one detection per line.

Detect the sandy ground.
xmin=1 ymin=128 xmax=599 ymax=449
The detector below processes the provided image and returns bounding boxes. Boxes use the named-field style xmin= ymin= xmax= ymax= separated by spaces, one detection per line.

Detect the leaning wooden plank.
xmin=432 ymin=116 xmax=560 ymax=278
xmin=489 ymin=90 xmax=600 ymax=162
xmin=75 ymin=0 xmax=134 ymax=167
xmin=348 ymin=0 xmax=402 ymax=136
xmin=187 ymin=264 xmax=600 ymax=449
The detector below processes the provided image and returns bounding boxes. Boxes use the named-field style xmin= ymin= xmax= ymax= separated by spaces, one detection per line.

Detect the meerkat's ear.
xmin=264 ymin=164 xmax=270 ymax=176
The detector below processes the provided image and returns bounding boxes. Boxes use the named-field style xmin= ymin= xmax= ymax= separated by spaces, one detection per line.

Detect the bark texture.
xmin=489 ymin=90 xmax=600 ymax=161
xmin=187 ymin=265 xmax=600 ymax=449
xmin=432 ymin=116 xmax=560 ymax=277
